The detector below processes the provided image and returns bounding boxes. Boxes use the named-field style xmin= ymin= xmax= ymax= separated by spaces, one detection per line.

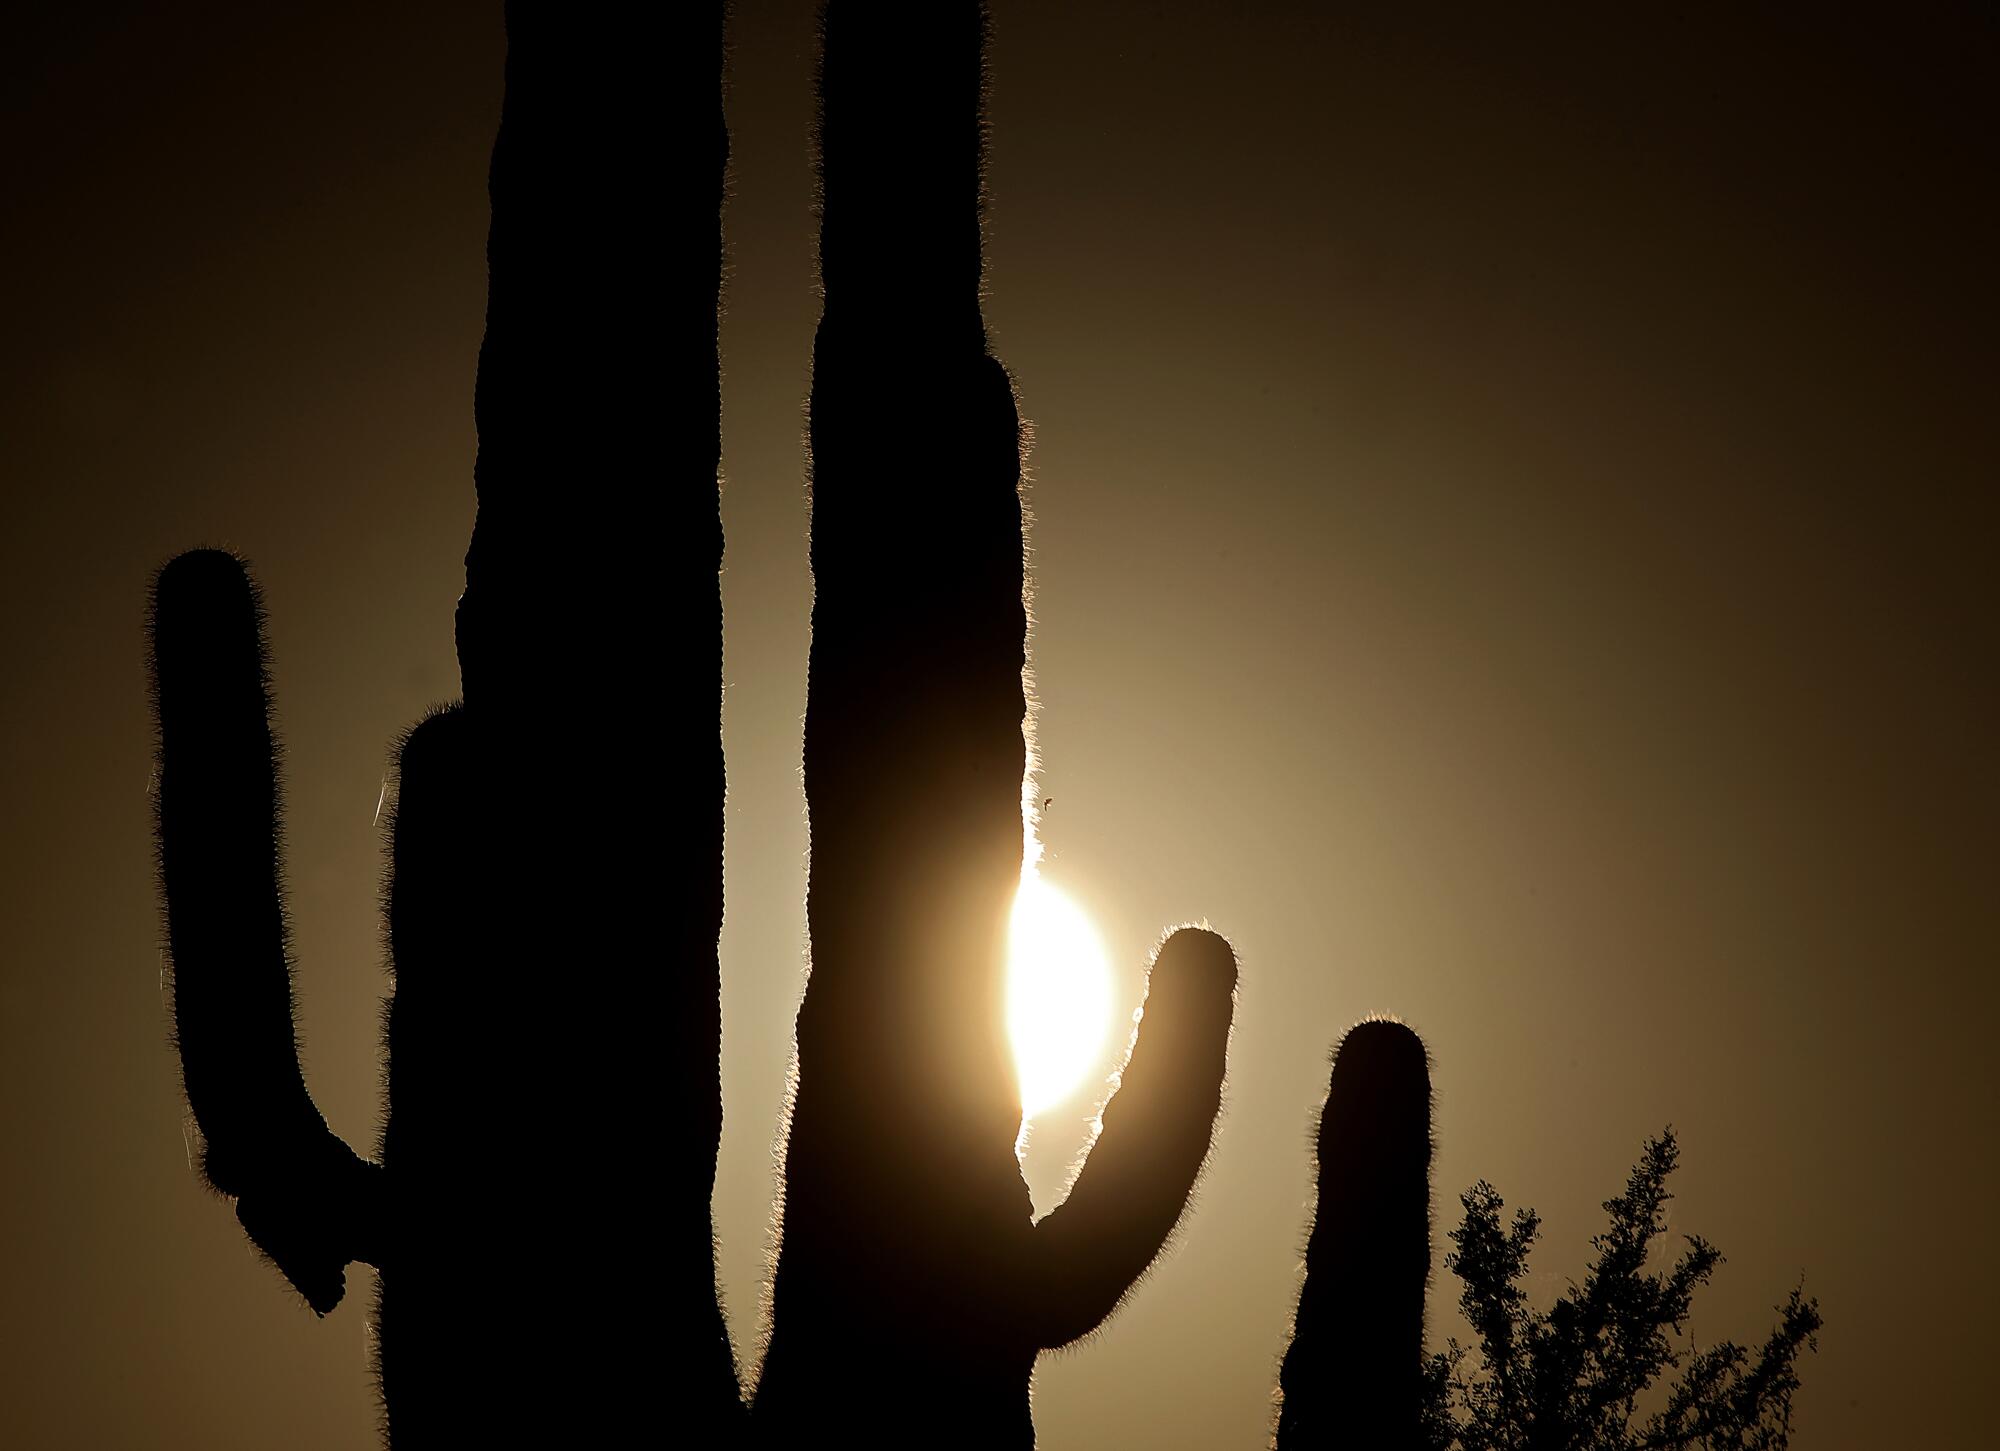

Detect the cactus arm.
xmin=1028 ymin=927 xmax=1238 ymax=1349
xmin=1276 ymin=1019 xmax=1435 ymax=1450
xmin=148 ymin=548 xmax=380 ymax=1316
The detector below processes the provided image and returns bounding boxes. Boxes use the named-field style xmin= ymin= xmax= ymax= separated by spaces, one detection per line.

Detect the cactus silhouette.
xmin=1275 ymin=1020 xmax=1436 ymax=1450
xmin=149 ymin=5 xmax=741 ymax=1443
xmin=148 ymin=4 xmax=1436 ymax=1446
xmin=748 ymin=6 xmax=1238 ymax=1444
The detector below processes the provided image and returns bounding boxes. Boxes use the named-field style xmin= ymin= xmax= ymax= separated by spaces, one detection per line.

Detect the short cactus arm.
xmin=1276 ymin=1019 xmax=1435 ymax=1449
xmin=1029 ymin=926 xmax=1238 ymax=1349
xmin=148 ymin=548 xmax=380 ymax=1315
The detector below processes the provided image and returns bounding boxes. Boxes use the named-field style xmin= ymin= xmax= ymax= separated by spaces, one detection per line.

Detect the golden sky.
xmin=1 ymin=3 xmax=1993 ymax=1446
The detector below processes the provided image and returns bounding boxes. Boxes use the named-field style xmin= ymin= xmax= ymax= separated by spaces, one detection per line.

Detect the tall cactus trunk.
xmin=445 ymin=3 xmax=737 ymax=1437
xmin=757 ymin=1 xmax=1040 ymax=1436
xmin=148 ymin=6 xmax=741 ymax=1442
xmin=1276 ymin=1020 xmax=1435 ymax=1450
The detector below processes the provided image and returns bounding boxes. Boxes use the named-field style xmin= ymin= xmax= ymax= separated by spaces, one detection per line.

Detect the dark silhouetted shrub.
xmin=1417 ymin=1130 xmax=1821 ymax=1451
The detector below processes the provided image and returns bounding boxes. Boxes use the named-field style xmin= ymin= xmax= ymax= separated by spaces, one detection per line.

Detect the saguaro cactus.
xmin=749 ymin=6 xmax=1239 ymax=1445
xmin=149 ymin=5 xmax=739 ymax=1443
xmin=150 ymin=4 xmax=1436 ymax=1445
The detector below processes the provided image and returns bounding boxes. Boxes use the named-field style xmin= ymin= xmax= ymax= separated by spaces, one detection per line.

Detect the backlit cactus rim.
xmin=146 ymin=6 xmax=1434 ymax=1446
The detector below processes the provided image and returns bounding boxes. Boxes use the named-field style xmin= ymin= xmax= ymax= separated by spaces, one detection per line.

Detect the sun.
xmin=1007 ymin=871 xmax=1114 ymax=1118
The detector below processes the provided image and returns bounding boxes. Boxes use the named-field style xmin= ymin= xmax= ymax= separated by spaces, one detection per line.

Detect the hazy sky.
xmin=3 ymin=3 xmax=1994 ymax=1447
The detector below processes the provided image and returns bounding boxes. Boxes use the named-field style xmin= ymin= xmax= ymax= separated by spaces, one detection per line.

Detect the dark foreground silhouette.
xmin=152 ymin=4 xmax=737 ymax=1443
xmin=750 ymin=6 xmax=1236 ymax=1444
xmin=1418 ymin=1131 xmax=1821 ymax=1450
xmin=1279 ymin=1021 xmax=1436 ymax=1448
xmin=147 ymin=5 xmax=1443 ymax=1447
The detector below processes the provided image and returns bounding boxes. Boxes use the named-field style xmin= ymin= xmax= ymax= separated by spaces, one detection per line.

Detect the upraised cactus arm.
xmin=751 ymin=7 xmax=1238 ymax=1442
xmin=149 ymin=549 xmax=383 ymax=1317
xmin=1028 ymin=927 xmax=1240 ymax=1349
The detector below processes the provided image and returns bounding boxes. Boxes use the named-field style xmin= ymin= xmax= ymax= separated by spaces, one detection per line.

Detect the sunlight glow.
xmin=1007 ymin=872 xmax=1114 ymax=1118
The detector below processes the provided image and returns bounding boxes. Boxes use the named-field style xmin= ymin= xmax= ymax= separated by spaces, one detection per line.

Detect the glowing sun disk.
xmin=1007 ymin=873 xmax=1113 ymax=1117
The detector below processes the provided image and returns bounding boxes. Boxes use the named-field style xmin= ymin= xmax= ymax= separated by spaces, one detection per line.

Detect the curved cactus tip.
xmin=147 ymin=550 xmax=271 ymax=716
xmin=1321 ymin=1016 xmax=1434 ymax=1158
xmin=152 ymin=545 xmax=255 ymax=614
xmin=1152 ymin=925 xmax=1240 ymax=1006
xmin=149 ymin=549 xmax=260 ymax=665
xmin=1332 ymin=1016 xmax=1430 ymax=1080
